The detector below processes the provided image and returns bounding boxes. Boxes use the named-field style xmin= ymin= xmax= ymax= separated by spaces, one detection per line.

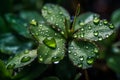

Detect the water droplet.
xmin=88 ymin=25 xmax=92 ymax=30
xmin=103 ymin=19 xmax=108 ymax=25
xmin=93 ymin=17 xmax=100 ymax=24
xmin=54 ymin=61 xmax=59 ymax=64
xmin=68 ymin=50 xmax=71 ymax=54
xmin=79 ymin=22 xmax=85 ymax=26
xmin=79 ymin=56 xmax=84 ymax=61
xmin=7 ymin=63 xmax=15 ymax=69
xmin=59 ymin=12 xmax=63 ymax=15
xmin=43 ymin=37 xmax=57 ymax=49
xmin=93 ymin=31 xmax=99 ymax=36
xmin=80 ymin=33 xmax=84 ymax=38
xmin=86 ymin=57 xmax=94 ymax=65
xmin=105 ymin=34 xmax=109 ymax=38
xmin=74 ymin=53 xmax=77 ymax=56
xmin=48 ymin=10 xmax=52 ymax=14
xmin=94 ymin=48 xmax=98 ymax=53
xmin=85 ymin=46 xmax=89 ymax=49
xmin=109 ymin=24 xmax=114 ymax=29
xmin=78 ymin=63 xmax=83 ymax=68
xmin=21 ymin=56 xmax=31 ymax=63
xmin=74 ymin=34 xmax=78 ymax=38
xmin=30 ymin=19 xmax=37 ymax=26
xmin=35 ymin=33 xmax=39 ymax=36
xmin=39 ymin=57 xmax=43 ymax=62
xmin=81 ymin=28 xmax=84 ymax=31
xmin=61 ymin=31 xmax=64 ymax=35
xmin=52 ymin=56 xmax=60 ymax=62
xmin=98 ymin=36 xmax=103 ymax=41
xmin=24 ymin=50 xmax=29 ymax=54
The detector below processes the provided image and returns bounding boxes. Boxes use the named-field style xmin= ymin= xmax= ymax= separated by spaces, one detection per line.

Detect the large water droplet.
xmin=86 ymin=57 xmax=94 ymax=65
xmin=30 ymin=19 xmax=37 ymax=26
xmin=79 ymin=21 xmax=85 ymax=26
xmin=93 ymin=17 xmax=100 ymax=24
xmin=93 ymin=31 xmax=99 ymax=36
xmin=43 ymin=37 xmax=57 ymax=49
xmin=7 ymin=63 xmax=15 ymax=69
xmin=109 ymin=23 xmax=114 ymax=29
xmin=21 ymin=56 xmax=31 ymax=63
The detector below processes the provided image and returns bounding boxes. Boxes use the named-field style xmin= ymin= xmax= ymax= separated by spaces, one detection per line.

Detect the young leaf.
xmin=42 ymin=3 xmax=70 ymax=31
xmin=6 ymin=50 xmax=37 ymax=69
xmin=74 ymin=12 xmax=114 ymax=41
xmin=68 ymin=40 xmax=99 ymax=69
xmin=37 ymin=38 xmax=65 ymax=64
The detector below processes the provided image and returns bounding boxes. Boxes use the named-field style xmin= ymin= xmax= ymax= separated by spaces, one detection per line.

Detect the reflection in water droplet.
xmin=93 ymin=31 xmax=99 ymax=36
xmin=80 ymin=33 xmax=84 ymax=38
xmin=54 ymin=61 xmax=59 ymax=64
xmin=30 ymin=19 xmax=37 ymax=26
xmin=39 ymin=57 xmax=43 ymax=62
xmin=105 ymin=34 xmax=109 ymax=38
xmin=61 ymin=31 xmax=64 ymax=35
xmin=87 ymin=57 xmax=94 ymax=65
xmin=78 ymin=63 xmax=83 ymax=68
xmin=93 ymin=17 xmax=100 ymax=24
xmin=74 ymin=53 xmax=77 ymax=56
xmin=79 ymin=56 xmax=84 ymax=61
xmin=43 ymin=37 xmax=57 ymax=49
xmin=21 ymin=56 xmax=31 ymax=63
xmin=7 ymin=63 xmax=15 ymax=69
xmin=79 ymin=22 xmax=85 ymax=26
xmin=81 ymin=28 xmax=84 ymax=31
xmin=88 ymin=25 xmax=92 ymax=30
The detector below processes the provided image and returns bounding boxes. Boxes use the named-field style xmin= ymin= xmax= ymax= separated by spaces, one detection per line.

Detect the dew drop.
xmin=78 ymin=63 xmax=83 ymax=68
xmin=80 ymin=33 xmax=84 ymax=38
xmin=79 ymin=56 xmax=84 ymax=61
xmin=86 ymin=57 xmax=94 ymax=65
xmin=109 ymin=23 xmax=114 ymax=29
xmin=94 ymin=48 xmax=98 ymax=53
xmin=81 ymin=28 xmax=84 ymax=31
xmin=59 ymin=12 xmax=63 ymax=15
xmin=24 ymin=50 xmax=29 ymax=54
xmin=98 ymin=36 xmax=103 ymax=41
xmin=39 ymin=57 xmax=43 ymax=62
xmin=74 ymin=34 xmax=78 ymax=38
xmin=7 ymin=63 xmax=15 ymax=69
xmin=74 ymin=53 xmax=77 ymax=56
xmin=79 ymin=22 xmax=85 ymax=26
xmin=54 ymin=61 xmax=59 ymax=64
xmin=93 ymin=17 xmax=100 ymax=24
xmin=30 ymin=19 xmax=37 ymax=26
xmin=61 ymin=31 xmax=64 ymax=35
xmin=21 ymin=56 xmax=31 ymax=63
xmin=103 ymin=19 xmax=108 ymax=25
xmin=93 ymin=31 xmax=99 ymax=36
xmin=105 ymin=34 xmax=109 ymax=38
xmin=88 ymin=25 xmax=92 ymax=30
xmin=43 ymin=37 xmax=57 ymax=49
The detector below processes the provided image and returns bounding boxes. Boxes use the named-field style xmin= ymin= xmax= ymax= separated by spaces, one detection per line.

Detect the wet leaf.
xmin=74 ymin=12 xmax=114 ymax=41
xmin=68 ymin=40 xmax=99 ymax=69
xmin=6 ymin=50 xmax=37 ymax=69
xmin=42 ymin=3 xmax=70 ymax=31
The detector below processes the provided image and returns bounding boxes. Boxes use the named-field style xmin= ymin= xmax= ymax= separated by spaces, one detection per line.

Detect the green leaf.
xmin=0 ymin=33 xmax=33 ymax=55
xmin=42 ymin=76 xmax=60 ymax=80
xmin=111 ymin=8 xmax=120 ymax=29
xmin=6 ymin=50 xmax=37 ymax=69
xmin=112 ymin=41 xmax=120 ymax=54
xmin=29 ymin=21 xmax=62 ymax=43
xmin=0 ymin=60 xmax=11 ymax=80
xmin=74 ymin=12 xmax=114 ymax=41
xmin=107 ymin=55 xmax=120 ymax=73
xmin=5 ymin=14 xmax=30 ymax=38
xmin=68 ymin=40 xmax=99 ymax=69
xmin=37 ymin=38 xmax=65 ymax=64
xmin=42 ymin=3 xmax=70 ymax=31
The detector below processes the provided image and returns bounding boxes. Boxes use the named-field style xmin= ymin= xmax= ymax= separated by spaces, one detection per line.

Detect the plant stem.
xmin=84 ymin=69 xmax=89 ymax=80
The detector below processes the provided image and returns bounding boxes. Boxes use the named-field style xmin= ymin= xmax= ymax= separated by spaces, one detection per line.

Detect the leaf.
xmin=0 ymin=60 xmax=11 ymax=80
xmin=5 ymin=14 xmax=30 ymax=38
xmin=68 ymin=40 xmax=99 ymax=69
xmin=42 ymin=76 xmax=60 ymax=80
xmin=112 ymin=41 xmax=120 ymax=54
xmin=42 ymin=3 xmax=70 ymax=31
xmin=6 ymin=50 xmax=37 ymax=69
xmin=37 ymin=38 xmax=65 ymax=64
xmin=74 ymin=12 xmax=114 ymax=41
xmin=29 ymin=21 xmax=62 ymax=43
xmin=19 ymin=11 xmax=44 ymax=22
xmin=0 ymin=33 xmax=33 ymax=55
xmin=111 ymin=8 xmax=120 ymax=29
xmin=107 ymin=55 xmax=120 ymax=73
